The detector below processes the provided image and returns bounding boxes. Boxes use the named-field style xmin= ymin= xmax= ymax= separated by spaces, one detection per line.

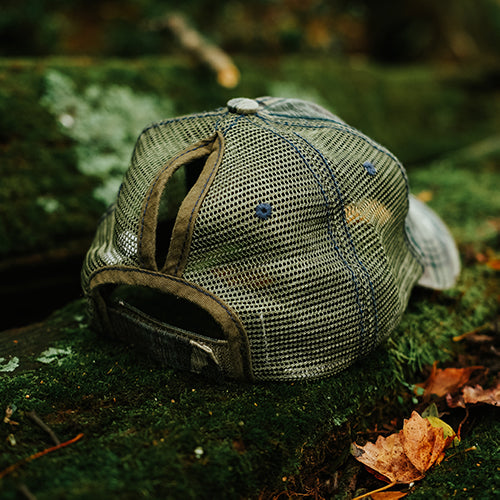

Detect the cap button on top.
xmin=227 ymin=98 xmax=259 ymax=115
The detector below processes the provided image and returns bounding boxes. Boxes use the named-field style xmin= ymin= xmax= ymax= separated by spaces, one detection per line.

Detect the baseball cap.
xmin=81 ymin=97 xmax=460 ymax=382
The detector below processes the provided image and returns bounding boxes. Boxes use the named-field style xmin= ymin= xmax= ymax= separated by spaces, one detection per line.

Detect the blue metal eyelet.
xmin=255 ymin=203 xmax=272 ymax=220
xmin=363 ymin=161 xmax=376 ymax=176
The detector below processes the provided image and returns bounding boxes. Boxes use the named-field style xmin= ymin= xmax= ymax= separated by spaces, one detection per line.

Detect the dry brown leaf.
xmin=351 ymin=432 xmax=425 ymax=484
xmin=463 ymin=382 xmax=500 ymax=405
xmin=401 ymin=412 xmax=453 ymax=473
xmin=352 ymin=412 xmax=455 ymax=486
xmin=416 ymin=363 xmax=485 ymax=398
xmin=447 ymin=380 xmax=500 ymax=408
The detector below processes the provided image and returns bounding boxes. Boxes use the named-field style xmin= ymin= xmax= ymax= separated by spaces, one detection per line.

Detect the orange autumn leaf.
xmin=486 ymin=258 xmax=500 ymax=270
xmin=351 ymin=432 xmax=424 ymax=484
xmin=415 ymin=363 xmax=485 ymax=398
xmin=401 ymin=412 xmax=454 ymax=473
xmin=447 ymin=380 xmax=500 ymax=408
xmin=351 ymin=412 xmax=454 ymax=485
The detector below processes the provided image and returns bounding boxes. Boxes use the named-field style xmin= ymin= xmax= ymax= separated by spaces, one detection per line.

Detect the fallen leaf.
xmin=474 ymin=247 xmax=500 ymax=269
xmin=401 ymin=412 xmax=454 ymax=473
xmin=421 ymin=403 xmax=460 ymax=445
xmin=463 ymin=382 xmax=500 ymax=405
xmin=351 ymin=432 xmax=425 ymax=484
xmin=486 ymin=258 xmax=500 ymax=271
xmin=416 ymin=363 xmax=485 ymax=398
xmin=352 ymin=483 xmax=408 ymax=500
xmin=371 ymin=492 xmax=408 ymax=499
xmin=447 ymin=380 xmax=500 ymax=408
xmin=425 ymin=416 xmax=460 ymax=445
xmin=352 ymin=412 xmax=455 ymax=486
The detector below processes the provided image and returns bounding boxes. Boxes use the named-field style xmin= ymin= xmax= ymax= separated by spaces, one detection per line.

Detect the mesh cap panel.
xmin=82 ymin=111 xmax=224 ymax=285
xmin=182 ymin=111 xmax=421 ymax=380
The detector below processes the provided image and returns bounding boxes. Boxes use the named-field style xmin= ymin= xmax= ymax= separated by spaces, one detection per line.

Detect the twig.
xmin=446 ymin=445 xmax=477 ymax=461
xmin=26 ymin=411 xmax=60 ymax=446
xmin=453 ymin=323 xmax=492 ymax=342
xmin=147 ymin=13 xmax=240 ymax=88
xmin=352 ymin=480 xmax=398 ymax=500
xmin=0 ymin=433 xmax=83 ymax=479
xmin=18 ymin=484 xmax=37 ymax=500
xmin=456 ymin=405 xmax=469 ymax=441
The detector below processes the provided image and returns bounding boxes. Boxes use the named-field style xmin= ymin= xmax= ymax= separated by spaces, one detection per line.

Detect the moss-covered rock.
xmin=1 ymin=56 xmax=498 ymax=261
xmin=1 ymin=146 xmax=499 ymax=498
xmin=0 ymin=259 xmax=498 ymax=498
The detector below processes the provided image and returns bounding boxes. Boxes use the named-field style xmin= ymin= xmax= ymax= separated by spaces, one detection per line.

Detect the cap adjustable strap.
xmin=105 ymin=300 xmax=233 ymax=381
xmin=88 ymin=266 xmax=252 ymax=381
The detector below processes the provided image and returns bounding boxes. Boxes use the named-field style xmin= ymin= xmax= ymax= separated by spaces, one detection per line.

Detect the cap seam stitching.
xmin=139 ymin=110 xmax=227 ymax=135
xmin=258 ymin=114 xmax=413 ymax=229
xmin=291 ymin=131 xmax=380 ymax=340
xmin=219 ymin=113 xmax=245 ymax=134
xmin=259 ymin=113 xmax=401 ymax=165
xmin=129 ymin=111 xmax=226 ymax=160
xmin=265 ymin=110 xmax=346 ymax=127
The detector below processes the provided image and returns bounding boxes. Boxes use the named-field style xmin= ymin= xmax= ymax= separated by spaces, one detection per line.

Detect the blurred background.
xmin=1 ymin=0 xmax=499 ymax=330
xmin=2 ymin=0 xmax=500 ymax=63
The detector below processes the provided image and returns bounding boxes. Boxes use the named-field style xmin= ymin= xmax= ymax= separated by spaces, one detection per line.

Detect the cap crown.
xmin=82 ymin=97 xmax=424 ymax=381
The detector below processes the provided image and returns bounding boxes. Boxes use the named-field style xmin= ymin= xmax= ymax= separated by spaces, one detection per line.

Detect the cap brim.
xmin=405 ymin=195 xmax=460 ymax=290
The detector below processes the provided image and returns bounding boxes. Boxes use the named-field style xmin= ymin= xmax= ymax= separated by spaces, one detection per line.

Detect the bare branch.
xmin=147 ymin=13 xmax=240 ymax=88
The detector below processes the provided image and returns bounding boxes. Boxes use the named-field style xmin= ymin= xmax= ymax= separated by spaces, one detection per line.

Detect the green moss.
xmin=409 ymin=156 xmax=500 ymax=244
xmin=40 ymin=69 xmax=175 ymax=205
xmin=409 ymin=408 xmax=500 ymax=499
xmin=2 ymin=243 xmax=498 ymax=498
xmin=278 ymin=58 xmax=500 ymax=165
xmin=0 ymin=300 xmax=402 ymax=498
xmin=0 ymin=77 xmax=102 ymax=257
xmin=387 ymin=263 xmax=499 ymax=385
